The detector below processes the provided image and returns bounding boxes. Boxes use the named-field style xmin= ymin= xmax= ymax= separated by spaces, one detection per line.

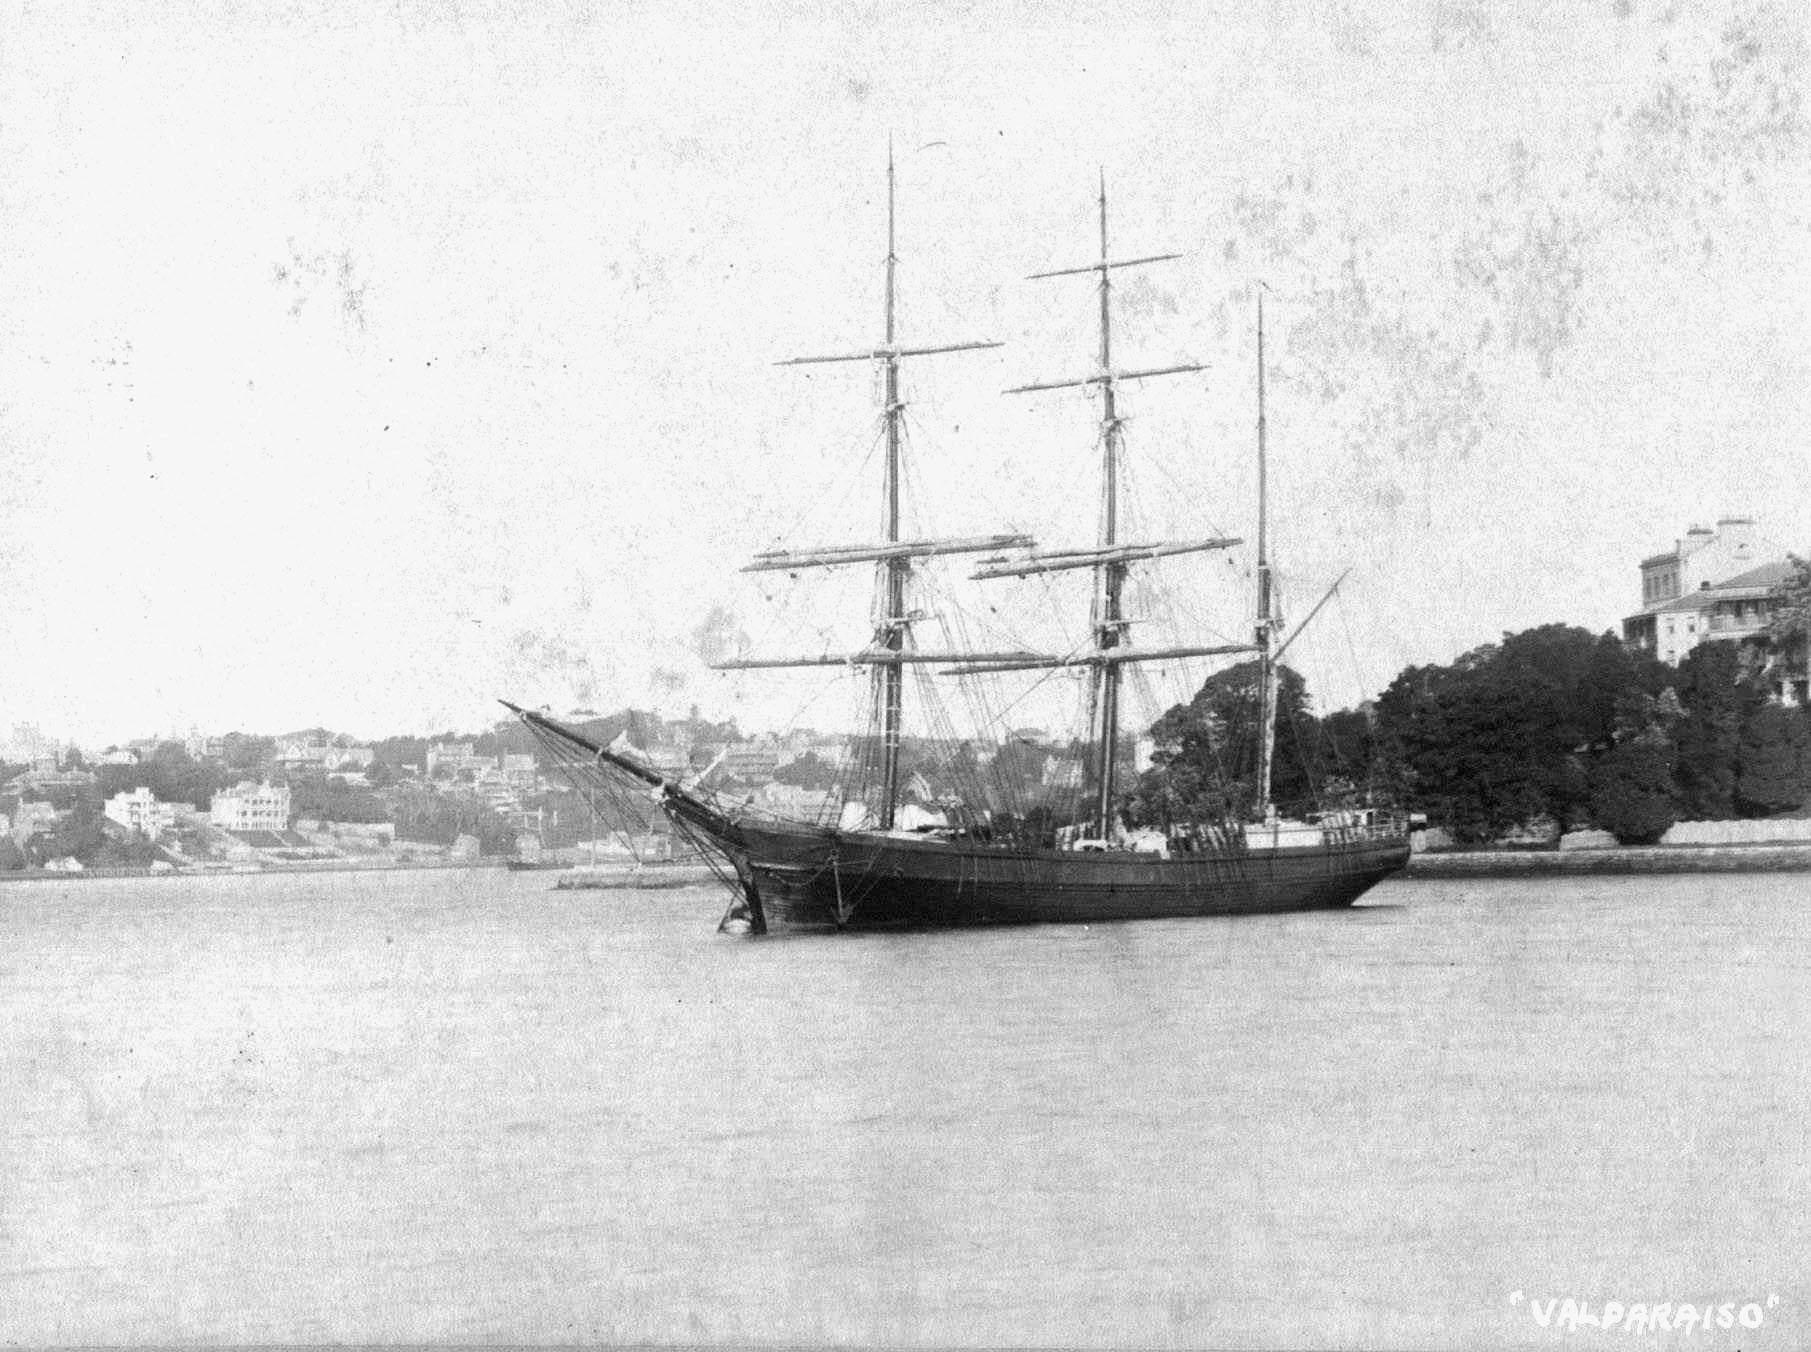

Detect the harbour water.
xmin=3 ymin=868 xmax=1807 ymax=1346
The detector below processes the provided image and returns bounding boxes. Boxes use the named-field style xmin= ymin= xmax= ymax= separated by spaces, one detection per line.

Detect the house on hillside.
xmin=210 ymin=781 xmax=291 ymax=831
xmin=104 ymin=787 xmax=177 ymax=840
xmin=1621 ymin=517 xmax=1805 ymax=702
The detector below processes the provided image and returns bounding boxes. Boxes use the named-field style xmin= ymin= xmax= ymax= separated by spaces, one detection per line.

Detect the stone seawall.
xmin=1407 ymin=842 xmax=1811 ymax=878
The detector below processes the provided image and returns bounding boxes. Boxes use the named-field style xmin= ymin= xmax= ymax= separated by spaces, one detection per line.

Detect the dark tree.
xmin=1373 ymin=626 xmax=1672 ymax=843
xmin=1131 ymin=660 xmax=1315 ymax=825
xmin=94 ymin=831 xmax=159 ymax=868
xmin=1315 ymin=707 xmax=1376 ymax=791
xmin=96 ymin=749 xmax=228 ymax=812
xmin=371 ymin=735 xmax=430 ymax=769
xmin=1671 ymin=641 xmax=1749 ymax=819
xmin=385 ymin=785 xmax=518 ymax=854
xmin=288 ymin=777 xmax=389 ymax=824
xmin=1589 ymin=731 xmax=1678 ymax=844
xmin=1736 ymin=702 xmax=1810 ymax=815
xmin=1765 ymin=554 xmax=1811 ymax=695
xmin=29 ymin=799 xmax=105 ymax=864
xmin=219 ymin=733 xmax=276 ymax=774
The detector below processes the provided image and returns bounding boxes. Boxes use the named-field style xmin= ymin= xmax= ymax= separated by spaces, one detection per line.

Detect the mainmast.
xmin=880 ymin=146 xmax=907 ymax=826
xmin=1254 ymin=292 xmax=1278 ymax=823
xmin=1092 ymin=175 xmax=1126 ymax=843
xmin=1006 ymin=176 xmax=1207 ymax=842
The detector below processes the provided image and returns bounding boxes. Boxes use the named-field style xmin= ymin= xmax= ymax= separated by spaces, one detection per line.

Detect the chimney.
xmin=1717 ymin=516 xmax=1756 ymax=558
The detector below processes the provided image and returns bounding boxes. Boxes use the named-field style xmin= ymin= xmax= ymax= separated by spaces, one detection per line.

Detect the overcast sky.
xmin=2 ymin=0 xmax=1806 ymax=747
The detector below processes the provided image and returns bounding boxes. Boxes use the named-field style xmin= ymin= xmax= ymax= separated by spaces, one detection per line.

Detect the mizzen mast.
xmin=1254 ymin=291 xmax=1278 ymax=824
xmin=1007 ymin=174 xmax=1207 ymax=841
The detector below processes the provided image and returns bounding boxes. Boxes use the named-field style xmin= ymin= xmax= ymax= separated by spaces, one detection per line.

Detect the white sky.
xmin=2 ymin=0 xmax=1806 ymax=747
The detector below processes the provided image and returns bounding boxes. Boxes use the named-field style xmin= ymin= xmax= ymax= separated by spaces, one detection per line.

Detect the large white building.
xmin=210 ymin=781 xmax=291 ymax=832
xmin=104 ymin=786 xmax=177 ymax=840
xmin=1623 ymin=518 xmax=1775 ymax=666
xmin=1622 ymin=517 xmax=1806 ymax=702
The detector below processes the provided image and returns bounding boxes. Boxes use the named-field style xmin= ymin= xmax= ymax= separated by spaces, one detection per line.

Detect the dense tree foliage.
xmin=96 ymin=744 xmax=231 ymax=811
xmin=28 ymin=798 xmax=104 ymax=864
xmin=1671 ymin=642 xmax=1748 ymax=818
xmin=1373 ymin=627 xmax=1670 ymax=843
xmin=288 ymin=776 xmax=389 ymax=824
xmin=371 ymin=735 xmax=430 ymax=769
xmin=1370 ymin=623 xmax=1811 ymax=842
xmin=1130 ymin=660 xmax=1317 ymax=825
xmin=1588 ymin=731 xmax=1679 ymax=844
xmin=1765 ymin=555 xmax=1811 ymax=692
xmin=218 ymin=733 xmax=276 ymax=774
xmin=1736 ymin=703 xmax=1810 ymax=815
xmin=387 ymin=785 xmax=517 ymax=855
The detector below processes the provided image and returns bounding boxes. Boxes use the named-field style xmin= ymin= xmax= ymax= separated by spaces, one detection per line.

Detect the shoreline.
xmin=0 ymin=857 xmax=514 ymax=884
xmin=1406 ymin=841 xmax=1811 ymax=877
xmin=9 ymin=843 xmax=1811 ymax=884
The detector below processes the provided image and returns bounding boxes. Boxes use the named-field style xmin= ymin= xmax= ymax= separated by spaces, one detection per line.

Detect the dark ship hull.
xmin=501 ymin=705 xmax=1410 ymax=934
xmin=728 ymin=820 xmax=1409 ymax=932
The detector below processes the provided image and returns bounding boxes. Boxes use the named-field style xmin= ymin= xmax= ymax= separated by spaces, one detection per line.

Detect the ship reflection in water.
xmin=1 ymin=868 xmax=1804 ymax=1346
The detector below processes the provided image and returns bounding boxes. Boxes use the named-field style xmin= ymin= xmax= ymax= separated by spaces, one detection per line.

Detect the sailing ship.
xmin=506 ymin=157 xmax=1410 ymax=932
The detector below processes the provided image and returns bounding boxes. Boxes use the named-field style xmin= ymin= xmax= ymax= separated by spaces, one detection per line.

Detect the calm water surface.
xmin=2 ymin=868 xmax=1807 ymax=1346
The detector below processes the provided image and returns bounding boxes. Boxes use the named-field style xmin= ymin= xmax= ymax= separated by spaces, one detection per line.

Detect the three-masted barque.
xmin=507 ymin=156 xmax=1409 ymax=932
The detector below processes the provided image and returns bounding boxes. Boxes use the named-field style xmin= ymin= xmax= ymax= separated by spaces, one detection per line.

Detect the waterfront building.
xmin=104 ymin=787 xmax=177 ymax=840
xmin=276 ymin=737 xmax=369 ymax=773
xmin=1622 ymin=517 xmax=1806 ymax=702
xmin=500 ymin=753 xmax=539 ymax=792
xmin=721 ymin=740 xmax=781 ymax=784
xmin=473 ymin=765 xmax=521 ymax=812
xmin=426 ymin=740 xmax=494 ymax=779
xmin=210 ymin=780 xmax=291 ymax=831
xmin=1636 ymin=517 xmax=1764 ymax=607
xmin=1624 ymin=518 xmax=1777 ymax=663
xmin=324 ymin=744 xmax=375 ymax=772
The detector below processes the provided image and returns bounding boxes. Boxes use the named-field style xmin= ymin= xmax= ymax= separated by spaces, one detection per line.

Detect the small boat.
xmin=555 ymin=862 xmax=719 ymax=891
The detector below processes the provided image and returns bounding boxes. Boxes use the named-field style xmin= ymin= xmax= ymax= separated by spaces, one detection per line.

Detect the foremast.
xmin=712 ymin=147 xmax=1009 ymax=831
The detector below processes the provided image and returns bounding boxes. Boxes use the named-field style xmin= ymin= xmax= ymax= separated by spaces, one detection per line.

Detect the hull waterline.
xmin=726 ymin=820 xmax=1410 ymax=932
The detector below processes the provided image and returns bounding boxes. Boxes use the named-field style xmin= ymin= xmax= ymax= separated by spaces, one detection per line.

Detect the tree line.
xmin=1131 ymin=612 xmax=1809 ymax=846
